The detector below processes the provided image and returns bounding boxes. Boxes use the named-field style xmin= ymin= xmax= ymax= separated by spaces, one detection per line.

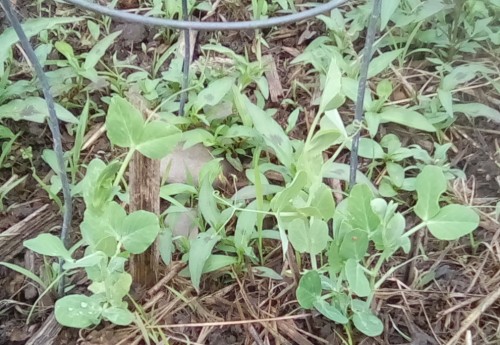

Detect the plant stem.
xmin=113 ymin=149 xmax=136 ymax=187
xmin=402 ymin=222 xmax=427 ymax=238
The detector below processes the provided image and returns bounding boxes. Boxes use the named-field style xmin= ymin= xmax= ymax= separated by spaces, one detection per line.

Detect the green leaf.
xmin=352 ymin=311 xmax=383 ymax=336
xmin=271 ymin=171 xmax=308 ymax=211
xmin=108 ymin=272 xmax=133 ymax=305
xmin=0 ymin=262 xmax=46 ymax=289
xmin=0 ymin=97 xmax=79 ymax=124
xmin=313 ymin=299 xmax=348 ymax=324
xmin=102 ymin=307 xmax=134 ymax=326
xmin=136 ymin=121 xmax=181 ymax=159
xmin=0 ymin=17 xmax=80 ymax=70
xmin=346 ymin=184 xmax=380 ymax=233
xmin=453 ymin=103 xmax=500 ymax=123
xmin=309 ymin=183 xmax=336 ymax=221
xmin=188 ymin=229 xmax=221 ymax=292
xmin=415 ymin=166 xmax=447 ymax=221
xmin=378 ymin=106 xmax=436 ymax=132
xmin=83 ymin=31 xmax=122 ymax=70
xmin=339 ymin=230 xmax=368 ymax=261
xmin=380 ymin=0 xmax=401 ymax=30
xmin=367 ymin=49 xmax=403 ymax=79
xmin=319 ymin=58 xmax=342 ymax=114
xmin=55 ymin=294 xmax=103 ymax=328
xmin=243 ymin=96 xmax=293 ymax=168
xmin=437 ymin=89 xmax=454 ymax=117
xmin=81 ymin=202 xmax=123 ymax=256
xmin=344 ymin=259 xmax=371 ymax=297
xmin=119 ymin=211 xmax=160 ymax=254
xmin=194 ymin=77 xmax=235 ymax=111
xmin=357 ymin=138 xmax=385 ymax=159
xmin=158 ymin=228 xmax=174 ymax=265
xmin=24 ymin=234 xmax=71 ymax=261
xmin=106 ymin=96 xmax=144 ymax=148
xmin=252 ymin=266 xmax=283 ymax=280
xmin=296 ymin=270 xmax=322 ymax=309
xmin=63 ymin=251 xmax=107 ymax=270
xmin=426 ymin=205 xmax=479 ymax=240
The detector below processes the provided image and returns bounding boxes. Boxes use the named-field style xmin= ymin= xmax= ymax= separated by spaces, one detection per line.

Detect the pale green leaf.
xmin=136 ymin=121 xmax=181 ymax=159
xmin=367 ymin=49 xmax=403 ymax=79
xmin=427 ymin=205 xmax=479 ymax=240
xmin=378 ymin=106 xmax=436 ymax=132
xmin=194 ymin=77 xmax=235 ymax=111
xmin=296 ymin=270 xmax=321 ymax=309
xmin=344 ymin=259 xmax=371 ymax=297
xmin=189 ymin=229 xmax=221 ymax=292
xmin=415 ymin=166 xmax=446 ymax=221
xmin=380 ymin=0 xmax=401 ymax=30
xmin=119 ymin=211 xmax=160 ymax=254
xmin=319 ymin=58 xmax=342 ymax=114
xmin=102 ymin=307 xmax=134 ymax=326
xmin=454 ymin=103 xmax=500 ymax=123
xmin=106 ymin=96 xmax=144 ymax=148
xmin=0 ymin=262 xmax=46 ymax=289
xmin=0 ymin=97 xmax=79 ymax=124
xmin=346 ymin=184 xmax=380 ymax=233
xmin=353 ymin=311 xmax=383 ymax=336
xmin=84 ymin=31 xmax=122 ymax=70
xmin=55 ymin=294 xmax=102 ymax=329
xmin=24 ymin=234 xmax=71 ymax=261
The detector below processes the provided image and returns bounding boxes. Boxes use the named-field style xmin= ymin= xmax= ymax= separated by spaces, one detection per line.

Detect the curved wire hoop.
xmin=64 ymin=0 xmax=348 ymax=31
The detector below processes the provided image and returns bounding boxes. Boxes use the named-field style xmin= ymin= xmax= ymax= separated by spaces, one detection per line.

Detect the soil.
xmin=0 ymin=1 xmax=499 ymax=345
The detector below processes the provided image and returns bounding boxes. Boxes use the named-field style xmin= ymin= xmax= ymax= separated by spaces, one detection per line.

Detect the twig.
xmin=178 ymin=0 xmax=190 ymax=116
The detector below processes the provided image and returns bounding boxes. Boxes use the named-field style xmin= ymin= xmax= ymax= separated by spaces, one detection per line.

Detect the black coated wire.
xmin=178 ymin=0 xmax=190 ymax=116
xmin=64 ymin=0 xmax=348 ymax=31
xmin=348 ymin=0 xmax=381 ymax=189
xmin=0 ymin=0 xmax=73 ymax=296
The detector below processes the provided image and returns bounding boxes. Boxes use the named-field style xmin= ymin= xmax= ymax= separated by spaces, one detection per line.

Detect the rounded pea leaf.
xmin=106 ymin=96 xmax=144 ymax=148
xmin=352 ymin=311 xmax=383 ymax=337
xmin=415 ymin=166 xmax=447 ymax=221
xmin=296 ymin=270 xmax=322 ymax=309
xmin=119 ymin=211 xmax=160 ymax=254
xmin=427 ymin=205 xmax=479 ymax=240
xmin=136 ymin=121 xmax=181 ymax=159
xmin=55 ymin=295 xmax=103 ymax=329
xmin=344 ymin=259 xmax=371 ymax=297
xmin=24 ymin=234 xmax=71 ymax=261
xmin=102 ymin=306 xmax=134 ymax=326
xmin=313 ymin=299 xmax=348 ymax=324
xmin=339 ymin=230 xmax=369 ymax=261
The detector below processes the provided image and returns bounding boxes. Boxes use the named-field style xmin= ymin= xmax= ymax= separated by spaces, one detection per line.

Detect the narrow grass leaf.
xmin=189 ymin=229 xmax=221 ymax=292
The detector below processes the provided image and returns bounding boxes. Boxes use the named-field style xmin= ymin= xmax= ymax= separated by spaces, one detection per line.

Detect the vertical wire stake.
xmin=0 ymin=0 xmax=73 ymax=296
xmin=179 ymin=0 xmax=190 ymax=116
xmin=348 ymin=0 xmax=382 ymax=189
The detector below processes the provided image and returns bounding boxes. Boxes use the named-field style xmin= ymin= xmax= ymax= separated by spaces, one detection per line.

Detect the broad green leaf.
xmin=309 ymin=183 xmax=336 ymax=221
xmin=323 ymin=162 xmax=377 ymax=193
xmin=427 ymin=205 xmax=479 ymax=240
xmin=344 ymin=259 xmax=371 ymax=297
xmin=415 ymin=166 xmax=446 ymax=221
xmin=0 ymin=262 xmax=46 ymax=289
xmin=319 ymin=58 xmax=342 ymax=114
xmin=24 ymin=234 xmax=71 ymax=261
xmin=243 ymin=96 xmax=293 ymax=168
xmin=0 ymin=125 xmax=14 ymax=139
xmin=119 ymin=211 xmax=160 ymax=254
xmin=136 ymin=121 xmax=181 ymax=159
xmin=378 ymin=106 xmax=436 ymax=132
xmin=189 ymin=229 xmax=221 ymax=292
xmin=352 ymin=311 xmax=383 ymax=336
xmin=271 ymin=171 xmax=308 ymax=211
xmin=81 ymin=202 xmax=123 ymax=256
xmin=63 ymin=251 xmax=107 ymax=270
xmin=109 ymin=272 xmax=133 ymax=305
xmin=194 ymin=77 xmax=235 ymax=111
xmin=454 ymin=103 xmax=500 ymax=123
xmin=386 ymin=162 xmax=405 ymax=188
xmin=357 ymin=138 xmax=385 ymax=159
xmin=346 ymin=184 xmax=380 ymax=233
xmin=367 ymin=49 xmax=403 ymax=79
xmin=84 ymin=31 xmax=122 ymax=70
xmin=296 ymin=270 xmax=321 ymax=309
xmin=55 ymin=294 xmax=102 ymax=328
xmin=102 ymin=307 xmax=134 ymax=326
xmin=0 ymin=97 xmax=79 ymax=124
xmin=234 ymin=201 xmax=258 ymax=251
xmin=198 ymin=177 xmax=221 ymax=229
xmin=201 ymin=254 xmax=238 ymax=274
xmin=313 ymin=299 xmax=348 ymax=324
xmin=252 ymin=266 xmax=283 ymax=280
xmin=0 ymin=17 xmax=80 ymax=70
xmin=288 ymin=217 xmax=332 ymax=254
xmin=339 ymin=230 xmax=368 ymax=261
xmin=158 ymin=228 xmax=174 ymax=265
xmin=437 ymin=89 xmax=454 ymax=117
xmin=380 ymin=0 xmax=401 ymax=30
xmin=106 ymin=96 xmax=144 ymax=148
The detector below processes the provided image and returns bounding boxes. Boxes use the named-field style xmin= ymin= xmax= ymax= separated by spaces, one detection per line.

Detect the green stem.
xmin=113 ymin=148 xmax=136 ymax=187
xmin=402 ymin=222 xmax=427 ymax=239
